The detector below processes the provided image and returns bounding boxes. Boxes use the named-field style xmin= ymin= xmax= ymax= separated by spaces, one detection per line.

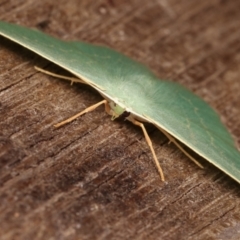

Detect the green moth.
xmin=0 ymin=21 xmax=239 ymax=183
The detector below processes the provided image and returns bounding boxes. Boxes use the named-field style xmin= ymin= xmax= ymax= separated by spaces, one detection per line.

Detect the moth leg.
xmin=54 ymin=100 xmax=109 ymax=128
xmin=159 ymin=127 xmax=204 ymax=169
xmin=35 ymin=66 xmax=86 ymax=85
xmin=131 ymin=119 xmax=165 ymax=181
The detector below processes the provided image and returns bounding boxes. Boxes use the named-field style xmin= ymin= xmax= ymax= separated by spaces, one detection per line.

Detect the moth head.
xmin=109 ymin=101 xmax=126 ymax=120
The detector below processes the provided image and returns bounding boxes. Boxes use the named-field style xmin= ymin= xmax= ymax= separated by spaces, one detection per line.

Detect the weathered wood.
xmin=0 ymin=0 xmax=240 ymax=239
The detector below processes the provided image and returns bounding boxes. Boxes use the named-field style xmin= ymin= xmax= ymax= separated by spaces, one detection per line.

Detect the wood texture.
xmin=0 ymin=0 xmax=240 ymax=239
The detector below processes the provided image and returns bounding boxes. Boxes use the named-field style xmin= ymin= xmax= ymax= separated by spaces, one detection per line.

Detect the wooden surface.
xmin=0 ymin=0 xmax=240 ymax=239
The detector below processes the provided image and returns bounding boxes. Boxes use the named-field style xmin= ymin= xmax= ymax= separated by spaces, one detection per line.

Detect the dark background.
xmin=0 ymin=0 xmax=240 ymax=239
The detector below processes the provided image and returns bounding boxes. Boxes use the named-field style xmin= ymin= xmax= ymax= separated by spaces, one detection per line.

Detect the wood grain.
xmin=0 ymin=0 xmax=240 ymax=239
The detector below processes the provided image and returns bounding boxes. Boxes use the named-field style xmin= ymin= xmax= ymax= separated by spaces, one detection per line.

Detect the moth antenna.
xmin=34 ymin=66 xmax=86 ymax=84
